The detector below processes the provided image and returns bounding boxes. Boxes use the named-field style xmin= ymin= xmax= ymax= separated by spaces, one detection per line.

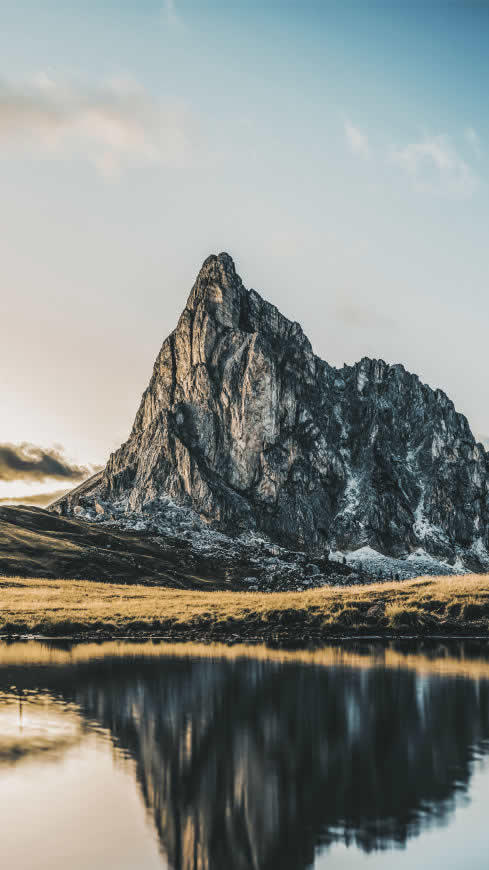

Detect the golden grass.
xmin=0 ymin=573 xmax=489 ymax=636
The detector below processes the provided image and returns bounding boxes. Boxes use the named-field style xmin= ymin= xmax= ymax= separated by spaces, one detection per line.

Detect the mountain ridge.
xmin=53 ymin=252 xmax=489 ymax=570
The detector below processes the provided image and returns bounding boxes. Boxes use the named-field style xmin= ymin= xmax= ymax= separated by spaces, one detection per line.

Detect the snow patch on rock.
xmin=330 ymin=545 xmax=465 ymax=580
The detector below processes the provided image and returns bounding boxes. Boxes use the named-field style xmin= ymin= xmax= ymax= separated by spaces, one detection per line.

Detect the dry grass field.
xmin=1 ymin=573 xmax=489 ymax=637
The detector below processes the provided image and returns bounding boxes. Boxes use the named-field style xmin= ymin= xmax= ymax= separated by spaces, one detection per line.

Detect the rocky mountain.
xmin=53 ymin=252 xmax=489 ymax=572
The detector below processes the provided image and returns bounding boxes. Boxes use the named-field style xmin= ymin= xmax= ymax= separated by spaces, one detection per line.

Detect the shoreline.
xmin=2 ymin=630 xmax=489 ymax=645
xmin=1 ymin=572 xmax=489 ymax=644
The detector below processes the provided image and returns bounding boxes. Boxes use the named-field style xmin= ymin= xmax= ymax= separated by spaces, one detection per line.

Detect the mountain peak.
xmin=185 ymin=252 xmax=245 ymax=327
xmin=202 ymin=250 xmax=237 ymax=272
xmin=195 ymin=251 xmax=239 ymax=286
xmin=54 ymin=254 xmax=489 ymax=569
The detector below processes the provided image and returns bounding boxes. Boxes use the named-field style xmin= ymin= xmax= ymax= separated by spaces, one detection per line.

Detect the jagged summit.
xmin=54 ymin=253 xmax=489 ymax=569
xmin=186 ymin=253 xmax=244 ymax=323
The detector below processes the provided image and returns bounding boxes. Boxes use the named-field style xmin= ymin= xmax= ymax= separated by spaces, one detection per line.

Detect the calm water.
xmin=1 ymin=640 xmax=489 ymax=870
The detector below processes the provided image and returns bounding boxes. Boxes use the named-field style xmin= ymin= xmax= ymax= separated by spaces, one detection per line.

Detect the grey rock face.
xmin=55 ymin=252 xmax=489 ymax=567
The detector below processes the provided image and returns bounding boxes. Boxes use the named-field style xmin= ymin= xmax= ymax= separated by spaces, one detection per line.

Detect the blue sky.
xmin=1 ymin=1 xmax=488 ymax=497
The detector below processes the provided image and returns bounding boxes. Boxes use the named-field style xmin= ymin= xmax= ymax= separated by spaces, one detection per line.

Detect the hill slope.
xmin=0 ymin=505 xmax=239 ymax=588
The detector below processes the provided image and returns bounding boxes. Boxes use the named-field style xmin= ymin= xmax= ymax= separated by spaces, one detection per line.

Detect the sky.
xmin=1 ymin=1 xmax=488 ymax=502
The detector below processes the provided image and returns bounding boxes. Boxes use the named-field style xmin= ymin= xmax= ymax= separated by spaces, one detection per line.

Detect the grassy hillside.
xmin=1 ymin=573 xmax=489 ymax=639
xmin=0 ymin=505 xmax=240 ymax=590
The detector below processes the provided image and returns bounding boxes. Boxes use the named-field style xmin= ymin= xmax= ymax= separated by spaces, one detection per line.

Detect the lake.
xmin=1 ymin=639 xmax=489 ymax=870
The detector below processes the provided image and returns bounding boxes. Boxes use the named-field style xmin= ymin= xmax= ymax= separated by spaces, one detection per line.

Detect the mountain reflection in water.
xmin=1 ymin=640 xmax=489 ymax=870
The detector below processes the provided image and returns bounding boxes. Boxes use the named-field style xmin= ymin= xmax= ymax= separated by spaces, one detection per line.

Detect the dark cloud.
xmin=0 ymin=489 xmax=70 ymax=507
xmin=0 ymin=443 xmax=100 ymax=483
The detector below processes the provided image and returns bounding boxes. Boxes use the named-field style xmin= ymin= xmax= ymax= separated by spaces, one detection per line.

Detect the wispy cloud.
xmin=0 ymin=443 xmax=100 ymax=483
xmin=344 ymin=121 xmax=370 ymax=158
xmin=163 ymin=0 xmax=179 ymax=26
xmin=334 ymin=296 xmax=395 ymax=329
xmin=465 ymin=126 xmax=481 ymax=157
xmin=0 ymin=77 xmax=194 ymax=176
xmin=391 ymin=135 xmax=477 ymax=197
xmin=0 ymin=489 xmax=70 ymax=507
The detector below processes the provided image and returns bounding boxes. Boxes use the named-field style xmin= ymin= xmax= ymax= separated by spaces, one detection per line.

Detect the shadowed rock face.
xmin=55 ymin=252 xmax=489 ymax=564
xmin=5 ymin=648 xmax=489 ymax=870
